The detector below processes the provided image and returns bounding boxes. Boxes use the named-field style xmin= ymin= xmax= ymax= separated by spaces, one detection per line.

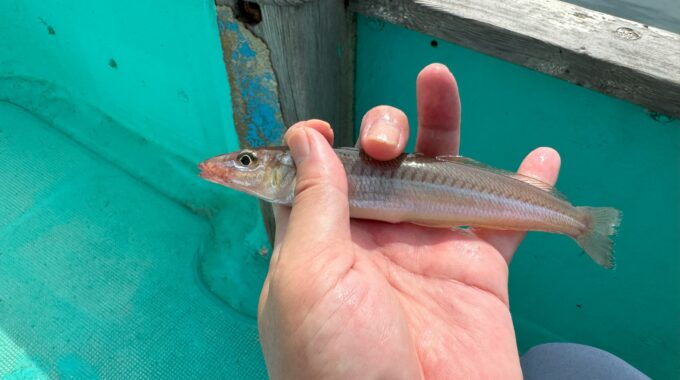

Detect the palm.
xmin=260 ymin=218 xmax=525 ymax=379
xmin=322 ymin=220 xmax=520 ymax=379
xmin=352 ymin=220 xmax=510 ymax=300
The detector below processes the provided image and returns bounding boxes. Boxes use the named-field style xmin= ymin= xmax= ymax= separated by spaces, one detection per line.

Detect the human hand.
xmin=257 ymin=63 xmax=561 ymax=379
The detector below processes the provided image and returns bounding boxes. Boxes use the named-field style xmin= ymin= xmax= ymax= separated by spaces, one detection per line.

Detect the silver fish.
xmin=199 ymin=147 xmax=621 ymax=268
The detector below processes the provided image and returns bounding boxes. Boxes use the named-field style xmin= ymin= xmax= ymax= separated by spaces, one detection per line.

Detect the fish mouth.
xmin=198 ymin=171 xmax=214 ymax=180
xmin=198 ymin=162 xmax=211 ymax=178
xmin=198 ymin=161 xmax=228 ymax=184
xmin=198 ymin=162 xmax=210 ymax=177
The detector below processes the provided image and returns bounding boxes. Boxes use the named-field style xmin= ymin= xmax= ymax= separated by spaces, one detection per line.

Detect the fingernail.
xmin=366 ymin=113 xmax=401 ymax=147
xmin=285 ymin=128 xmax=310 ymax=163
xmin=307 ymin=119 xmax=332 ymax=133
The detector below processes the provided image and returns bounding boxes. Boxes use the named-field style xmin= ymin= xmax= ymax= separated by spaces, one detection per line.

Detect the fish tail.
xmin=574 ymin=207 xmax=622 ymax=269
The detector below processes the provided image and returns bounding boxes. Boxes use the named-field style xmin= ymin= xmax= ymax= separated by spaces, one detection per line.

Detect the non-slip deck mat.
xmin=0 ymin=103 xmax=268 ymax=379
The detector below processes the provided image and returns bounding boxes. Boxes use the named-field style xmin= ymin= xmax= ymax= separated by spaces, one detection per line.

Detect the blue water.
xmin=572 ymin=0 xmax=680 ymax=33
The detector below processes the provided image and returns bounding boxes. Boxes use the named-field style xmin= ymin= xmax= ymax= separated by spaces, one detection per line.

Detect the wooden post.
xmin=215 ymin=0 xmax=355 ymax=243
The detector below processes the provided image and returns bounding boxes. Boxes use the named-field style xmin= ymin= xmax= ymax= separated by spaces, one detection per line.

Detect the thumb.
xmin=277 ymin=122 xmax=352 ymax=268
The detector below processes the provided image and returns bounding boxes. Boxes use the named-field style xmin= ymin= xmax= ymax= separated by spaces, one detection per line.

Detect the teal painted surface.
xmin=356 ymin=16 xmax=679 ymax=379
xmin=0 ymin=0 xmax=269 ymax=378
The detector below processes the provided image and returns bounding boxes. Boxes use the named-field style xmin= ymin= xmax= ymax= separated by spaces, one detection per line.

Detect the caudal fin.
xmin=574 ymin=207 xmax=622 ymax=269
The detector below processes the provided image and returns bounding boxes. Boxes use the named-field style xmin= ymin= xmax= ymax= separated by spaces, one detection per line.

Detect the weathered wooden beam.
xmin=215 ymin=1 xmax=355 ymax=243
xmin=350 ymin=0 xmax=680 ymax=118
xmin=247 ymin=1 xmax=356 ymax=145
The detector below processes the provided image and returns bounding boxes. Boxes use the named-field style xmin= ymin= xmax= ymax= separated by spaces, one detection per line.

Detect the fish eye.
xmin=237 ymin=151 xmax=256 ymax=167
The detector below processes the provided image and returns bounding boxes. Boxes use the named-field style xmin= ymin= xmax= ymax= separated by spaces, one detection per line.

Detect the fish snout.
xmin=198 ymin=160 xmax=223 ymax=181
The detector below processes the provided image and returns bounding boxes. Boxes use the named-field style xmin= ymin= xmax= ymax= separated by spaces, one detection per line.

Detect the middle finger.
xmin=415 ymin=63 xmax=461 ymax=157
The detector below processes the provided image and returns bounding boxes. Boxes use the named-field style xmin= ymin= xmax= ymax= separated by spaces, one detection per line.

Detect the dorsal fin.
xmin=435 ymin=155 xmax=568 ymax=200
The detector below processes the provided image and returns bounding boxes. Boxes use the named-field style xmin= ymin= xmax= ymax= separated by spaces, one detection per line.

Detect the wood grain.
xmin=250 ymin=0 xmax=356 ymax=146
xmin=350 ymin=0 xmax=680 ymax=117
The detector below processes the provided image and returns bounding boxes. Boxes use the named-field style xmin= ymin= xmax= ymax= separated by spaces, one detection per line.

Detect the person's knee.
xmin=520 ymin=343 xmax=650 ymax=380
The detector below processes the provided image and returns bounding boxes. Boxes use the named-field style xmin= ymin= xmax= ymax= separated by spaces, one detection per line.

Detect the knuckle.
xmin=294 ymin=175 xmax=324 ymax=196
xmin=294 ymin=177 xmax=343 ymax=205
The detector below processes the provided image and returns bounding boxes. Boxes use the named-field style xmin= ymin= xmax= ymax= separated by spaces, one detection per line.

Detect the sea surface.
xmin=571 ymin=0 xmax=679 ymax=33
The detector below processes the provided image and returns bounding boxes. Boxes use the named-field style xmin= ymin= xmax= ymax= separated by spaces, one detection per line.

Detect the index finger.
xmin=415 ymin=63 xmax=461 ymax=156
xmin=357 ymin=105 xmax=410 ymax=161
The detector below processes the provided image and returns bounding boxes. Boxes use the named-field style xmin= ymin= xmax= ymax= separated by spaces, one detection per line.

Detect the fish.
xmin=198 ymin=147 xmax=621 ymax=268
